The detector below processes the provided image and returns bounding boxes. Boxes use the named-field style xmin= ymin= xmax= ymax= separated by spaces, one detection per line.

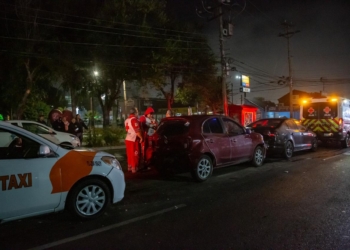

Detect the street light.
xmin=90 ymin=70 xmax=98 ymax=128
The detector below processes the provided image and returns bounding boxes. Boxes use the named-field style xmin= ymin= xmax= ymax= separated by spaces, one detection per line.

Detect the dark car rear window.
xmin=248 ymin=119 xmax=284 ymax=129
xmin=157 ymin=120 xmax=190 ymax=136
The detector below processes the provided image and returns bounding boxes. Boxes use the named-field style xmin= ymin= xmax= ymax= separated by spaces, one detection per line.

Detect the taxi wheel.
xmin=67 ymin=179 xmax=110 ymax=220
xmin=191 ymin=155 xmax=213 ymax=182
xmin=252 ymin=145 xmax=264 ymax=167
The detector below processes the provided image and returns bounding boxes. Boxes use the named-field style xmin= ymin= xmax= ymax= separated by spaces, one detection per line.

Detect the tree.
xmin=88 ymin=0 xmax=169 ymax=127
xmin=141 ymin=21 xmax=217 ymax=110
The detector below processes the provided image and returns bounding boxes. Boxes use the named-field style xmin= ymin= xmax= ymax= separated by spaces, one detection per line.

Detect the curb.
xmin=92 ymin=145 xmax=126 ymax=150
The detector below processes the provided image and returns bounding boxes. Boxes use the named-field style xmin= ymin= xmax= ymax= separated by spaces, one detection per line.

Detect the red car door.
xmin=202 ymin=118 xmax=231 ymax=165
xmin=222 ymin=118 xmax=254 ymax=162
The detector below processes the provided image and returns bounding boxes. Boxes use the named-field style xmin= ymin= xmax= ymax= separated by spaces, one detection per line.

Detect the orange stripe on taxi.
xmin=49 ymin=150 xmax=97 ymax=193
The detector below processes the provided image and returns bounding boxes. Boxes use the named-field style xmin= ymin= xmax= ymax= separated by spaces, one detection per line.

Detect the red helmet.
xmin=144 ymin=107 xmax=155 ymax=116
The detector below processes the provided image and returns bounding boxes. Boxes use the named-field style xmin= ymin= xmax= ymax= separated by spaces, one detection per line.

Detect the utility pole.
xmin=218 ymin=4 xmax=228 ymax=116
xmin=279 ymin=21 xmax=300 ymax=118
xmin=196 ymin=0 xmax=238 ymax=116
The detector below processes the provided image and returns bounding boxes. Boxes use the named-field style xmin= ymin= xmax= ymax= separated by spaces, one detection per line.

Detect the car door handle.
xmin=231 ymin=139 xmax=237 ymax=143
xmin=206 ymin=139 xmax=214 ymax=143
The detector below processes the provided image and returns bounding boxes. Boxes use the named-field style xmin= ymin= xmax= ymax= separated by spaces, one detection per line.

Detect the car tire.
xmin=66 ymin=178 xmax=110 ymax=220
xmin=310 ymin=138 xmax=318 ymax=152
xmin=283 ymin=141 xmax=294 ymax=159
xmin=252 ymin=145 xmax=264 ymax=167
xmin=191 ymin=155 xmax=213 ymax=182
xmin=341 ymin=133 xmax=350 ymax=148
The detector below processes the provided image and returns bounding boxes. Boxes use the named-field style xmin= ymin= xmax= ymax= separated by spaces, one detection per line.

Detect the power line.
xmin=0 ymin=36 xmax=207 ymax=49
xmin=0 ymin=15 xmax=207 ymax=44
xmin=0 ymin=1 xmax=203 ymax=37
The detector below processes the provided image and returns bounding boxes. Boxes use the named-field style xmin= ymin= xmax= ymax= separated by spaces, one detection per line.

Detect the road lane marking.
xmin=323 ymin=154 xmax=343 ymax=161
xmin=28 ymin=204 xmax=187 ymax=250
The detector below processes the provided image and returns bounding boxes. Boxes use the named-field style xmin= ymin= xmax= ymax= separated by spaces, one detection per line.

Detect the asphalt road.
xmin=2 ymin=145 xmax=350 ymax=250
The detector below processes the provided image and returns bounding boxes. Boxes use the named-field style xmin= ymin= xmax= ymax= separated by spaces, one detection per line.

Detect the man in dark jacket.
xmin=68 ymin=117 xmax=82 ymax=137
xmin=76 ymin=114 xmax=88 ymax=144
xmin=52 ymin=117 xmax=64 ymax=132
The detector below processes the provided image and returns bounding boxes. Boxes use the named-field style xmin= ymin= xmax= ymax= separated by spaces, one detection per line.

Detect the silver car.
xmin=6 ymin=120 xmax=80 ymax=148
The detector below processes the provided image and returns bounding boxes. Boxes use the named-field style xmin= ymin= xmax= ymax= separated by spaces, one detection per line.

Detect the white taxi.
xmin=0 ymin=121 xmax=125 ymax=223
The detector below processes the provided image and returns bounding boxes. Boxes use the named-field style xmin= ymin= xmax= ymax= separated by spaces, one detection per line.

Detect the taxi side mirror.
xmin=38 ymin=145 xmax=51 ymax=156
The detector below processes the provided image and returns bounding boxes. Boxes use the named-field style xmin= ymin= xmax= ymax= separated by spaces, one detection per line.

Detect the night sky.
xmin=168 ymin=0 xmax=350 ymax=103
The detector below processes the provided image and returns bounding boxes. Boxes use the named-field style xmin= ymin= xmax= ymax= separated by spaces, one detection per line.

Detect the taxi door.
xmin=0 ymin=133 xmax=61 ymax=221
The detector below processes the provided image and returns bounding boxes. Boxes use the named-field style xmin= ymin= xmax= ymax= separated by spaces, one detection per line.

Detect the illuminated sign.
xmin=240 ymin=87 xmax=251 ymax=93
xmin=241 ymin=75 xmax=250 ymax=88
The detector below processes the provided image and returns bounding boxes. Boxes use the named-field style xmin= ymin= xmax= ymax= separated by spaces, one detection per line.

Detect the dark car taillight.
xmin=267 ymin=131 xmax=278 ymax=141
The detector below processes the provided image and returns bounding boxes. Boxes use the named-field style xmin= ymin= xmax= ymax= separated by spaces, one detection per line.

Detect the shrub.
xmin=85 ymin=126 xmax=126 ymax=147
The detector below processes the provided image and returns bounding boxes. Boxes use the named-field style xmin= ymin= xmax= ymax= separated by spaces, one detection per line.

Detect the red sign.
xmin=308 ymin=107 xmax=315 ymax=114
xmin=323 ymin=106 xmax=331 ymax=114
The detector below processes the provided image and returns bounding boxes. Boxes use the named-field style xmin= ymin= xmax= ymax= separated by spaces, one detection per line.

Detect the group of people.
xmin=124 ymin=107 xmax=162 ymax=173
xmin=43 ymin=114 xmax=88 ymax=144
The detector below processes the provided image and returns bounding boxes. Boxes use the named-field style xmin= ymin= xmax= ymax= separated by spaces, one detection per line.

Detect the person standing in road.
xmin=144 ymin=107 xmax=157 ymax=168
xmin=76 ymin=114 xmax=88 ymax=144
xmin=37 ymin=115 xmax=47 ymax=125
xmin=125 ymin=107 xmax=143 ymax=173
xmin=139 ymin=107 xmax=155 ymax=168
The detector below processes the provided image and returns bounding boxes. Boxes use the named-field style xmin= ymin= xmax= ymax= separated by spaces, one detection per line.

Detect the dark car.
xmin=152 ymin=115 xmax=266 ymax=182
xmin=246 ymin=118 xmax=318 ymax=159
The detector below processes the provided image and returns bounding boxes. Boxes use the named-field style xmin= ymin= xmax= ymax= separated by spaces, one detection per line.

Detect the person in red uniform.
xmin=138 ymin=107 xmax=156 ymax=168
xmin=125 ymin=108 xmax=143 ymax=173
xmin=144 ymin=108 xmax=157 ymax=167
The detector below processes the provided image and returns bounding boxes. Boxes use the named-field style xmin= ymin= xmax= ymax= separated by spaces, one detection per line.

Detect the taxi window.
xmin=0 ymin=128 xmax=42 ymax=159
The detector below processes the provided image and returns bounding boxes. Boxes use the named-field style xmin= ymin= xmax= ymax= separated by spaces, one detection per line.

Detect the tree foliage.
xmin=0 ymin=0 xmax=220 ymax=124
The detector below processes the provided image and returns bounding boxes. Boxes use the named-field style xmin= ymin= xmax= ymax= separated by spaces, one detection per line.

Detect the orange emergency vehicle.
xmin=301 ymin=97 xmax=350 ymax=148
